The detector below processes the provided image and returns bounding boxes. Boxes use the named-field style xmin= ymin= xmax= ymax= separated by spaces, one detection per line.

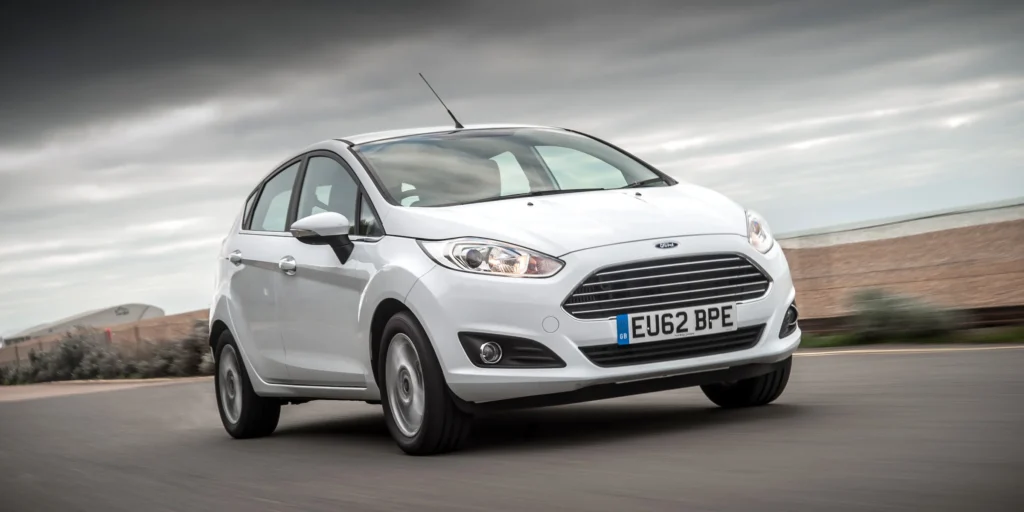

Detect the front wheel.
xmin=215 ymin=331 xmax=281 ymax=438
xmin=379 ymin=312 xmax=471 ymax=455
xmin=701 ymin=357 xmax=792 ymax=408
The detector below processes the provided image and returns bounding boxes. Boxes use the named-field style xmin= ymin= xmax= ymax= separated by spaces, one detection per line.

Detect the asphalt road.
xmin=2 ymin=347 xmax=1023 ymax=512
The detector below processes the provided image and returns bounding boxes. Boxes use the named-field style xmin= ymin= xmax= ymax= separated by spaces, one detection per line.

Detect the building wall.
xmin=784 ymin=219 xmax=1024 ymax=318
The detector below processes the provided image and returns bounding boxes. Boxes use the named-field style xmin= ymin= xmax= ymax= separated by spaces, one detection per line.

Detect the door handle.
xmin=228 ymin=250 xmax=243 ymax=266
xmin=278 ymin=256 xmax=297 ymax=275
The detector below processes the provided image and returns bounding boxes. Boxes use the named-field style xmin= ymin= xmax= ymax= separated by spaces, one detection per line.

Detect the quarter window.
xmin=358 ymin=193 xmax=384 ymax=237
xmin=250 ymin=162 xmax=300 ymax=232
xmin=242 ymin=190 xmax=258 ymax=229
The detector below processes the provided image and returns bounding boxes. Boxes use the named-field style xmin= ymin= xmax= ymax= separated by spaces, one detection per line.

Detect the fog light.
xmin=779 ymin=303 xmax=799 ymax=338
xmin=479 ymin=341 xmax=502 ymax=365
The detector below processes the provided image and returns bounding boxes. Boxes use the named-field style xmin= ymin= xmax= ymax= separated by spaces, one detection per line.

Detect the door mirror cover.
xmin=290 ymin=212 xmax=351 ymax=239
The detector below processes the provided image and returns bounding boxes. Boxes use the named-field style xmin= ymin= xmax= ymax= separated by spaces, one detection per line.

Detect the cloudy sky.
xmin=1 ymin=0 xmax=1022 ymax=335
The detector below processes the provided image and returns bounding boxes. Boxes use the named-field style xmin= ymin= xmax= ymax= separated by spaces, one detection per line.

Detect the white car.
xmin=210 ymin=124 xmax=800 ymax=455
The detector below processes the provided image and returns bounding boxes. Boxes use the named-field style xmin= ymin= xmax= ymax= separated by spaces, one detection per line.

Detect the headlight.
xmin=746 ymin=210 xmax=774 ymax=254
xmin=417 ymin=238 xmax=564 ymax=278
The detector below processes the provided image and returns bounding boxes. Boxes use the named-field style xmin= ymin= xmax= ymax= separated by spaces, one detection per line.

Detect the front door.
xmin=276 ymin=153 xmax=384 ymax=387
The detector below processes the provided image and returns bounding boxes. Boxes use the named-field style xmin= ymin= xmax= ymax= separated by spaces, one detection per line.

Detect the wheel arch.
xmin=209 ymin=319 xmax=230 ymax=351
xmin=369 ymin=298 xmax=413 ymax=386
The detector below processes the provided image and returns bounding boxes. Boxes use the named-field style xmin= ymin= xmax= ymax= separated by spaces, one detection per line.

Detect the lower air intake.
xmin=579 ymin=325 xmax=765 ymax=367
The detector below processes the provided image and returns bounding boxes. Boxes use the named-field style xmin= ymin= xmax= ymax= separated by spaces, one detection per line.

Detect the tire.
xmin=214 ymin=331 xmax=281 ymax=439
xmin=701 ymin=357 xmax=792 ymax=408
xmin=378 ymin=312 xmax=471 ymax=455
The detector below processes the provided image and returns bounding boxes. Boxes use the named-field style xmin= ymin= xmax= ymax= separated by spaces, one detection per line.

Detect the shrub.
xmin=848 ymin=288 xmax=961 ymax=341
xmin=1 ymin=319 xmax=215 ymax=385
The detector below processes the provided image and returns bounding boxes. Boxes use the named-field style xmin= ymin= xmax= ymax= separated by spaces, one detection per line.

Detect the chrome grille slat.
xmin=570 ymin=282 xmax=767 ymax=307
xmin=577 ymin=265 xmax=754 ymax=287
xmin=572 ymin=272 xmax=764 ymax=297
xmin=563 ymin=253 xmax=771 ymax=320
xmin=595 ymin=257 xmax=742 ymax=276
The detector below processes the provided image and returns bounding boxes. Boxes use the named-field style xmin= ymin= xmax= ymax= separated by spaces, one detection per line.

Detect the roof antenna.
xmin=418 ymin=72 xmax=464 ymax=129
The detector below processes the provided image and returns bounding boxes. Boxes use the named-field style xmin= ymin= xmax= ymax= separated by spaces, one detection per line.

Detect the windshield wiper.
xmin=462 ymin=188 xmax=607 ymax=205
xmin=622 ymin=177 xmax=668 ymax=188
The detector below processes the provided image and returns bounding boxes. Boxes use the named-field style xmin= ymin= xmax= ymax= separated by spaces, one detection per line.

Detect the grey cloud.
xmin=2 ymin=0 xmax=1023 ymax=333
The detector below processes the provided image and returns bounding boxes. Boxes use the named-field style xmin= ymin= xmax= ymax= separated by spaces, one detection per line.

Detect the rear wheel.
xmin=701 ymin=357 xmax=792 ymax=408
xmin=379 ymin=312 xmax=471 ymax=455
xmin=215 ymin=331 xmax=281 ymax=438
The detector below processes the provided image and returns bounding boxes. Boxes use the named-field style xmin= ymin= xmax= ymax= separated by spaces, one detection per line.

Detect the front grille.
xmin=580 ymin=325 xmax=765 ymax=367
xmin=563 ymin=253 xmax=771 ymax=320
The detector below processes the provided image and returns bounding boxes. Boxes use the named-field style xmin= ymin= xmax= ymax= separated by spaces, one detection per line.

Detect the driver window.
xmin=296 ymin=157 xmax=359 ymax=233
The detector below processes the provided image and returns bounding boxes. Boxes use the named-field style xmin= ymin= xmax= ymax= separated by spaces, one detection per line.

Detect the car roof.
xmin=338 ymin=123 xmax=559 ymax=145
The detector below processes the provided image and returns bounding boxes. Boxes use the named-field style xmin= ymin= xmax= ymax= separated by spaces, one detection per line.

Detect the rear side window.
xmin=241 ymin=191 xmax=257 ymax=229
xmin=250 ymin=162 xmax=300 ymax=232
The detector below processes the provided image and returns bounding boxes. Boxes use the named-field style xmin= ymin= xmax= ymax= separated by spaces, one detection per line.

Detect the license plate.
xmin=615 ymin=303 xmax=738 ymax=345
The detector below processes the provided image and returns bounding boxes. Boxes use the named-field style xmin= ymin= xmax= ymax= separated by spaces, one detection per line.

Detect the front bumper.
xmin=405 ymin=234 xmax=800 ymax=404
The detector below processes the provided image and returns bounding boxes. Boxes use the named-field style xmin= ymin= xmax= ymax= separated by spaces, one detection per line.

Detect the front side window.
xmin=296 ymin=156 xmax=359 ymax=233
xmin=250 ymin=162 xmax=299 ymax=232
xmin=352 ymin=128 xmax=667 ymax=207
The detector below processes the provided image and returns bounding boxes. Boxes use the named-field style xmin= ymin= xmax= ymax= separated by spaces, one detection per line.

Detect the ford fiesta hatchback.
xmin=210 ymin=124 xmax=800 ymax=455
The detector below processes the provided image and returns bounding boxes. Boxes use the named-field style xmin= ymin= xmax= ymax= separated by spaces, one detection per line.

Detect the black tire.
xmin=701 ymin=357 xmax=792 ymax=408
xmin=378 ymin=312 xmax=471 ymax=455
xmin=214 ymin=331 xmax=281 ymax=439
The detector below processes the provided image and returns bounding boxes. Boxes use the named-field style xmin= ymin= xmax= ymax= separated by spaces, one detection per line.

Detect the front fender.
xmin=355 ymin=237 xmax=438 ymax=394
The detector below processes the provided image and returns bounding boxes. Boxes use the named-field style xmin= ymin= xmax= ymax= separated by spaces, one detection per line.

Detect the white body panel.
xmin=407 ymin=235 xmax=797 ymax=403
xmin=225 ymin=231 xmax=291 ymax=381
xmin=276 ymin=236 xmax=370 ymax=387
xmin=383 ymin=184 xmax=747 ymax=256
xmin=210 ymin=125 xmax=800 ymax=405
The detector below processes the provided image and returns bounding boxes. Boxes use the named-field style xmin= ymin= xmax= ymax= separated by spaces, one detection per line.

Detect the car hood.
xmin=381 ymin=183 xmax=748 ymax=256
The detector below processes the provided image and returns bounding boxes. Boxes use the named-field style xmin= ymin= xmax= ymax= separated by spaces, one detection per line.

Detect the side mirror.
xmin=290 ymin=212 xmax=351 ymax=239
xmin=290 ymin=212 xmax=354 ymax=263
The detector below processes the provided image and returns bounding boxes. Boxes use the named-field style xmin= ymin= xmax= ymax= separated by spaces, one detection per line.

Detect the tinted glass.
xmin=537 ymin=146 xmax=628 ymax=189
xmin=352 ymin=128 xmax=662 ymax=207
xmin=250 ymin=162 xmax=299 ymax=232
xmin=242 ymin=190 xmax=257 ymax=229
xmin=296 ymin=157 xmax=359 ymax=233
xmin=358 ymin=194 xmax=384 ymax=237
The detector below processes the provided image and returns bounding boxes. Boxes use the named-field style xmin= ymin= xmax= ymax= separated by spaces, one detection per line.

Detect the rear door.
xmin=226 ymin=160 xmax=302 ymax=382
xmin=276 ymin=152 xmax=385 ymax=388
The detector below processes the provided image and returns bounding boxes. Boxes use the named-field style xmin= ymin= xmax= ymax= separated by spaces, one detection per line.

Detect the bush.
xmin=1 ymin=320 xmax=214 ymax=385
xmin=848 ymin=289 xmax=962 ymax=341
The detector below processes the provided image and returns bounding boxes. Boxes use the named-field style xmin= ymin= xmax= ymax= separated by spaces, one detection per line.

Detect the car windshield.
xmin=352 ymin=128 xmax=668 ymax=207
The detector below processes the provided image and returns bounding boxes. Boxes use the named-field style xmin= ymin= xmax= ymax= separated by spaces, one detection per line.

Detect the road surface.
xmin=2 ymin=346 xmax=1023 ymax=511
